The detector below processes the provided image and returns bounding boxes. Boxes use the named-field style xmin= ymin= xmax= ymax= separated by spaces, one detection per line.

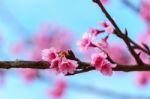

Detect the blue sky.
xmin=0 ymin=0 xmax=149 ymax=99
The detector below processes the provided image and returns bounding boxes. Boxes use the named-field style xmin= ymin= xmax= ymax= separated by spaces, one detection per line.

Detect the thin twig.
xmin=92 ymin=0 xmax=148 ymax=64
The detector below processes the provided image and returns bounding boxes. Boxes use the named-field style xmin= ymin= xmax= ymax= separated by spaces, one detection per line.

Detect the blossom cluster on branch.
xmin=0 ymin=0 xmax=150 ymax=98
xmin=0 ymin=0 xmax=150 ymax=78
xmin=31 ymin=0 xmax=150 ymax=78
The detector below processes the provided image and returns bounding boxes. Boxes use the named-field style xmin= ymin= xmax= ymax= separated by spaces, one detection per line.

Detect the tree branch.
xmin=0 ymin=0 xmax=149 ymax=76
xmin=92 ymin=0 xmax=150 ymax=65
xmin=68 ymin=63 xmax=150 ymax=75
xmin=0 ymin=60 xmax=49 ymax=69
xmin=0 ymin=60 xmax=150 ymax=75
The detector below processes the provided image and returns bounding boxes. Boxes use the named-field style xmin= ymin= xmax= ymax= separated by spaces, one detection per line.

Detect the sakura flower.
xmin=77 ymin=32 xmax=94 ymax=50
xmin=99 ymin=21 xmax=110 ymax=28
xmin=50 ymin=58 xmax=61 ymax=73
xmin=100 ymin=60 xmax=116 ymax=76
xmin=91 ymin=53 xmax=107 ymax=69
xmin=105 ymin=26 xmax=114 ymax=34
xmin=41 ymin=48 xmax=58 ymax=62
xmin=89 ymin=27 xmax=105 ymax=37
xmin=94 ymin=35 xmax=109 ymax=50
xmin=91 ymin=53 xmax=115 ymax=76
xmin=41 ymin=48 xmax=78 ymax=75
xmin=59 ymin=58 xmax=78 ymax=75
xmin=51 ymin=58 xmax=61 ymax=68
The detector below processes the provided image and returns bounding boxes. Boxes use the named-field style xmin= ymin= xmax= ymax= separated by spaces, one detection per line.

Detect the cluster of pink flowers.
xmin=140 ymin=0 xmax=150 ymax=23
xmin=78 ymin=21 xmax=115 ymax=76
xmin=15 ymin=23 xmax=73 ymax=82
xmin=42 ymin=48 xmax=78 ymax=75
xmin=78 ymin=21 xmax=114 ymax=51
xmin=98 ymin=21 xmax=114 ymax=34
xmin=91 ymin=53 xmax=116 ymax=76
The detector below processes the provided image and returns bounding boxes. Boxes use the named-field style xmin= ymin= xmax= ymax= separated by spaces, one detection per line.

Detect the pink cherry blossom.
xmin=89 ymin=27 xmax=105 ymax=37
xmin=50 ymin=58 xmax=61 ymax=73
xmin=59 ymin=58 xmax=78 ymax=75
xmin=105 ymin=26 xmax=114 ymax=34
xmin=99 ymin=21 xmax=110 ymax=28
xmin=41 ymin=48 xmax=58 ymax=62
xmin=41 ymin=48 xmax=78 ymax=75
xmin=91 ymin=53 xmax=115 ymax=76
xmin=100 ymin=60 xmax=116 ymax=76
xmin=91 ymin=53 xmax=107 ymax=69
xmin=77 ymin=32 xmax=94 ymax=50
xmin=51 ymin=58 xmax=61 ymax=68
xmin=94 ymin=35 xmax=109 ymax=51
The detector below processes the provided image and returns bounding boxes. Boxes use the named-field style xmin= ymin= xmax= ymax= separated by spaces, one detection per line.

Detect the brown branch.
xmin=0 ymin=0 xmax=150 ymax=76
xmin=92 ymin=0 xmax=150 ymax=55
xmin=92 ymin=0 xmax=150 ymax=65
xmin=123 ymin=29 xmax=143 ymax=64
xmin=93 ymin=0 xmax=122 ymax=36
xmin=68 ymin=63 xmax=150 ymax=75
xmin=1 ymin=60 xmax=150 ymax=75
xmin=0 ymin=60 xmax=49 ymax=69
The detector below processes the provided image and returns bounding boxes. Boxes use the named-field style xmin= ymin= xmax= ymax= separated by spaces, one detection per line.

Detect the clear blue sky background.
xmin=0 ymin=0 xmax=149 ymax=99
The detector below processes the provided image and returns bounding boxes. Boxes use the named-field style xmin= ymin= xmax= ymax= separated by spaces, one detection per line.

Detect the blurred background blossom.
xmin=0 ymin=0 xmax=149 ymax=99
